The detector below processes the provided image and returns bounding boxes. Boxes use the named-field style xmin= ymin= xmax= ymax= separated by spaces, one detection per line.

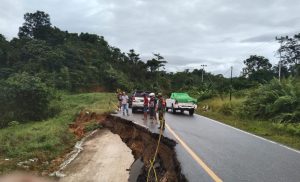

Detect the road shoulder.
xmin=58 ymin=129 xmax=134 ymax=182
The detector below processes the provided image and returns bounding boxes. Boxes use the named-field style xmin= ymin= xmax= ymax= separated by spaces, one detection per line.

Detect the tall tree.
xmin=146 ymin=53 xmax=167 ymax=72
xmin=127 ymin=49 xmax=141 ymax=64
xmin=277 ymin=34 xmax=300 ymax=76
xmin=242 ymin=55 xmax=274 ymax=83
xmin=0 ymin=34 xmax=8 ymax=66
xmin=18 ymin=10 xmax=51 ymax=39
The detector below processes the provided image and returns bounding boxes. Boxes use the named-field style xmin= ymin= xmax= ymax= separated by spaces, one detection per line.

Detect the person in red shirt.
xmin=149 ymin=93 xmax=157 ymax=122
xmin=143 ymin=93 xmax=149 ymax=121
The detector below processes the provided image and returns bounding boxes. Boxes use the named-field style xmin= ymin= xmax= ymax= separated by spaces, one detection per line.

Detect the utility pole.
xmin=201 ymin=64 xmax=207 ymax=82
xmin=230 ymin=66 xmax=233 ymax=101
xmin=276 ymin=36 xmax=285 ymax=82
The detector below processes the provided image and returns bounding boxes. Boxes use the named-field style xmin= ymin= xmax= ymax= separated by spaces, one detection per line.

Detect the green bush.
xmin=0 ymin=73 xmax=58 ymax=127
xmin=241 ymin=78 xmax=300 ymax=122
xmin=197 ymin=90 xmax=215 ymax=101
xmin=273 ymin=123 xmax=300 ymax=136
xmin=103 ymin=65 xmax=134 ymax=91
xmin=7 ymin=121 xmax=20 ymax=127
xmin=233 ymin=89 xmax=252 ymax=98
xmin=219 ymin=102 xmax=234 ymax=116
xmin=84 ymin=121 xmax=102 ymax=132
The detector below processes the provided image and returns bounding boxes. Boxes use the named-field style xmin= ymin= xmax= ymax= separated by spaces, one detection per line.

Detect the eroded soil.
xmin=69 ymin=111 xmax=187 ymax=182
xmin=104 ymin=115 xmax=187 ymax=182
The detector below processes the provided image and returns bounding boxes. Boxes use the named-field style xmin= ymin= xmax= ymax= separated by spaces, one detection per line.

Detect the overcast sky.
xmin=1 ymin=0 xmax=300 ymax=76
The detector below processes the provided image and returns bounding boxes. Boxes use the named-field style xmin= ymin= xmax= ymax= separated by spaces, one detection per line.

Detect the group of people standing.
xmin=117 ymin=91 xmax=166 ymax=130
xmin=143 ymin=93 xmax=166 ymax=130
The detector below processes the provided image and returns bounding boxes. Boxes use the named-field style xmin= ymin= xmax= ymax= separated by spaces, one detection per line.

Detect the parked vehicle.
xmin=166 ymin=92 xmax=197 ymax=115
xmin=131 ymin=90 xmax=151 ymax=113
xmin=128 ymin=92 xmax=133 ymax=108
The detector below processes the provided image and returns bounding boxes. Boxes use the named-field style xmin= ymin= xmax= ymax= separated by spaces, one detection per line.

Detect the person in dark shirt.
xmin=143 ymin=93 xmax=149 ymax=121
xmin=156 ymin=93 xmax=166 ymax=130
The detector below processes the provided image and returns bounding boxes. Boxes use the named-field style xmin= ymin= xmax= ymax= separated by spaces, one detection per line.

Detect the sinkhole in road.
xmin=71 ymin=111 xmax=187 ymax=182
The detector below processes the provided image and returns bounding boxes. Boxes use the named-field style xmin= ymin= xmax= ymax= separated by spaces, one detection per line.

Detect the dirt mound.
xmin=69 ymin=111 xmax=106 ymax=137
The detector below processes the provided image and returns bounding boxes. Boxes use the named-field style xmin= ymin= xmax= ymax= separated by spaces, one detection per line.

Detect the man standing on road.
xmin=156 ymin=93 xmax=166 ymax=130
xmin=121 ymin=92 xmax=129 ymax=116
xmin=143 ymin=93 xmax=149 ymax=121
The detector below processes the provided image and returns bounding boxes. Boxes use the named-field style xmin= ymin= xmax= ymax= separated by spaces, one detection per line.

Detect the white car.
xmin=131 ymin=91 xmax=151 ymax=113
xmin=166 ymin=93 xmax=197 ymax=115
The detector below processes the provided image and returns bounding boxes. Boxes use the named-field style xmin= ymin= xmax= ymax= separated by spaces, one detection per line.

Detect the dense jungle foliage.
xmin=0 ymin=11 xmax=299 ymax=126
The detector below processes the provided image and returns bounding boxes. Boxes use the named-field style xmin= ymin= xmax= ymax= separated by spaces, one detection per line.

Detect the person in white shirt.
xmin=121 ymin=92 xmax=129 ymax=116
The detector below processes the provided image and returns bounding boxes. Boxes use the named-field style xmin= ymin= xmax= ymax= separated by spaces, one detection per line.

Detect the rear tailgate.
xmin=132 ymin=97 xmax=144 ymax=107
xmin=132 ymin=97 xmax=151 ymax=107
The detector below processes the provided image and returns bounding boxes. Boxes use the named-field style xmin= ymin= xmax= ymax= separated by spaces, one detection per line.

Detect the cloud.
xmin=0 ymin=0 xmax=300 ymax=76
xmin=241 ymin=34 xmax=276 ymax=43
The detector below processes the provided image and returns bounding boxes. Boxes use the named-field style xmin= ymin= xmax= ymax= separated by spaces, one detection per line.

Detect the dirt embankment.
xmin=69 ymin=111 xmax=187 ymax=182
xmin=104 ymin=115 xmax=187 ymax=182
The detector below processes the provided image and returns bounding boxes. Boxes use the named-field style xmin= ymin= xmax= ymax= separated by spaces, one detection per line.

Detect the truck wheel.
xmin=189 ymin=109 xmax=194 ymax=116
xmin=172 ymin=105 xmax=176 ymax=114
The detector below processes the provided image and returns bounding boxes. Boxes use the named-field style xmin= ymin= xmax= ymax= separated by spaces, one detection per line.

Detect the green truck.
xmin=166 ymin=92 xmax=197 ymax=115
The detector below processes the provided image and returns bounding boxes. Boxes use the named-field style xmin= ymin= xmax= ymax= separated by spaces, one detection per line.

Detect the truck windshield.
xmin=135 ymin=92 xmax=150 ymax=97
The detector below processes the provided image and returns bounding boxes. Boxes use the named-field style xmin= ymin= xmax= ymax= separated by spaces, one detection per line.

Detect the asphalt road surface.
xmin=114 ymin=109 xmax=300 ymax=182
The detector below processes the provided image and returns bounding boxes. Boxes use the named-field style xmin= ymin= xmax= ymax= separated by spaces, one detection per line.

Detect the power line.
xmin=242 ymin=40 xmax=276 ymax=56
xmin=227 ymin=40 xmax=277 ymax=77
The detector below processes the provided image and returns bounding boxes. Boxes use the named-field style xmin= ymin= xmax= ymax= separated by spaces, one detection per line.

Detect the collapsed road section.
xmin=67 ymin=111 xmax=187 ymax=182
xmin=104 ymin=115 xmax=187 ymax=182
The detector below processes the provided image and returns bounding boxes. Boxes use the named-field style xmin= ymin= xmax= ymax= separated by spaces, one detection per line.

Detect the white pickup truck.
xmin=166 ymin=92 xmax=197 ymax=115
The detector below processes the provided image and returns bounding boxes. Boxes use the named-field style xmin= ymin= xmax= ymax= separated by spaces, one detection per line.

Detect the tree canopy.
xmin=242 ymin=55 xmax=274 ymax=83
xmin=18 ymin=11 xmax=52 ymax=39
xmin=0 ymin=10 xmax=299 ymax=95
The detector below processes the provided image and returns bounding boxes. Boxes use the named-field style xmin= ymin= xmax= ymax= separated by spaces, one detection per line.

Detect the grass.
xmin=0 ymin=92 xmax=115 ymax=173
xmin=196 ymin=96 xmax=300 ymax=150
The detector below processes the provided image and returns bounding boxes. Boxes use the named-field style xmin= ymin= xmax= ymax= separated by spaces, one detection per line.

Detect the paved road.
xmin=114 ymin=110 xmax=300 ymax=182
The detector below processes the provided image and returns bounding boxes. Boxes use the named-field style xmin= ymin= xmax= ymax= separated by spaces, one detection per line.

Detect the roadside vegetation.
xmin=0 ymin=9 xmax=299 ymax=174
xmin=197 ymin=78 xmax=300 ymax=150
xmin=0 ymin=92 xmax=114 ymax=174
